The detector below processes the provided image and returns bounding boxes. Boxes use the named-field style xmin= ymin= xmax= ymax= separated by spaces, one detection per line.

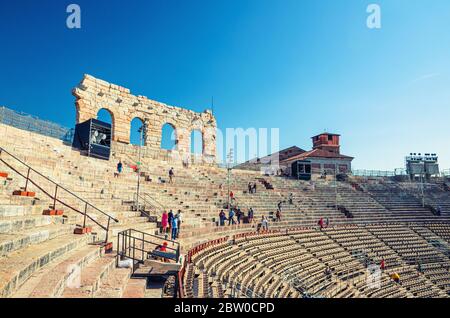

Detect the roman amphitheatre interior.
xmin=0 ymin=74 xmax=449 ymax=299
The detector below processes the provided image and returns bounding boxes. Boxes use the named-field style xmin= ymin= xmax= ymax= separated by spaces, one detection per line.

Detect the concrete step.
xmin=122 ymin=277 xmax=147 ymax=298
xmin=13 ymin=244 xmax=103 ymax=298
xmin=61 ymin=253 xmax=116 ymax=298
xmin=0 ymin=215 xmax=65 ymax=234
xmin=95 ymin=267 xmax=132 ymax=298
xmin=0 ymin=233 xmax=91 ymax=297
xmin=0 ymin=223 xmax=73 ymax=257
xmin=0 ymin=204 xmax=49 ymax=218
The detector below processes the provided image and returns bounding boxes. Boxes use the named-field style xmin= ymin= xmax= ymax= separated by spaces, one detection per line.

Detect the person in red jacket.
xmin=318 ymin=217 xmax=324 ymax=230
xmin=380 ymin=259 xmax=386 ymax=271
xmin=230 ymin=191 xmax=236 ymax=202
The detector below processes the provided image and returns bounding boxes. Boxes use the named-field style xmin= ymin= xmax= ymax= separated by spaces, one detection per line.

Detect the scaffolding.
xmin=0 ymin=106 xmax=74 ymax=143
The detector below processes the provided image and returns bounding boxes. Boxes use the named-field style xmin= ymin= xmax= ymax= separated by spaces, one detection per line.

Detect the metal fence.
xmin=0 ymin=106 xmax=74 ymax=143
xmin=353 ymin=168 xmax=449 ymax=178
xmin=352 ymin=170 xmax=395 ymax=177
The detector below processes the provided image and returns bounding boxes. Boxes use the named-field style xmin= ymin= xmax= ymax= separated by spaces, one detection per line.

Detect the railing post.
xmin=105 ymin=217 xmax=111 ymax=244
xmin=128 ymin=229 xmax=131 ymax=257
xmin=142 ymin=232 xmax=145 ymax=261
xmin=53 ymin=185 xmax=58 ymax=210
xmin=83 ymin=202 xmax=88 ymax=229
xmin=116 ymin=233 xmax=120 ymax=267
xmin=123 ymin=231 xmax=127 ymax=258
xmin=133 ymin=237 xmax=135 ymax=261
xmin=24 ymin=167 xmax=31 ymax=191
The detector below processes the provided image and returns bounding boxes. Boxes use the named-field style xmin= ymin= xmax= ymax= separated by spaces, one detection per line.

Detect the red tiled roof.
xmin=235 ymin=146 xmax=307 ymax=167
xmin=281 ymin=148 xmax=354 ymax=163
xmin=311 ymin=132 xmax=341 ymax=138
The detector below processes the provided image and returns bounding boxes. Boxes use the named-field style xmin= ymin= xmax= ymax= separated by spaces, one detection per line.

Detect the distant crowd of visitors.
xmin=218 ymin=206 xmax=255 ymax=226
xmin=115 ymin=161 xmax=177 ymax=186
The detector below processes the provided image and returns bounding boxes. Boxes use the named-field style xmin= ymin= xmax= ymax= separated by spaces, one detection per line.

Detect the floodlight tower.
xmin=226 ymin=148 xmax=234 ymax=211
xmin=335 ymin=164 xmax=338 ymax=211
xmin=420 ymin=160 xmax=425 ymax=207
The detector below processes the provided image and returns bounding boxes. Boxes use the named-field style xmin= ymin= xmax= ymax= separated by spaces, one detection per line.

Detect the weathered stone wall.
xmin=72 ymin=74 xmax=217 ymax=161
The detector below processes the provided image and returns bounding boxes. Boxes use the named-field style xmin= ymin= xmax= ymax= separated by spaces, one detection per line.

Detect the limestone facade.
xmin=72 ymin=74 xmax=217 ymax=161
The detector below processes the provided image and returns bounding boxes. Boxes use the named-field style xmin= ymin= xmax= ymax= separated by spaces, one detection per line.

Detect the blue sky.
xmin=0 ymin=0 xmax=449 ymax=170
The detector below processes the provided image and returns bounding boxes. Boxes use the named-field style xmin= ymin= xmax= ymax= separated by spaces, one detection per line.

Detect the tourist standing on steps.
xmin=168 ymin=209 xmax=174 ymax=232
xmin=248 ymin=207 xmax=254 ymax=223
xmin=176 ymin=211 xmax=182 ymax=238
xmin=171 ymin=215 xmax=178 ymax=240
xmin=116 ymin=161 xmax=123 ymax=177
xmin=169 ymin=167 xmax=174 ymax=183
xmin=219 ymin=210 xmax=226 ymax=226
xmin=228 ymin=209 xmax=235 ymax=225
xmin=276 ymin=209 xmax=282 ymax=222
xmin=380 ymin=259 xmax=386 ymax=271
xmin=252 ymin=183 xmax=257 ymax=194
xmin=248 ymin=182 xmax=252 ymax=194
xmin=183 ymin=156 xmax=189 ymax=168
xmin=418 ymin=262 xmax=423 ymax=273
xmin=161 ymin=211 xmax=169 ymax=234
xmin=235 ymin=208 xmax=241 ymax=224
xmin=261 ymin=216 xmax=269 ymax=231
xmin=318 ymin=217 xmax=324 ymax=230
xmin=289 ymin=193 xmax=293 ymax=205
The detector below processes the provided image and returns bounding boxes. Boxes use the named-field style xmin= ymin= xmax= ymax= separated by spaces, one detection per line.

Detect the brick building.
xmin=282 ymin=133 xmax=353 ymax=180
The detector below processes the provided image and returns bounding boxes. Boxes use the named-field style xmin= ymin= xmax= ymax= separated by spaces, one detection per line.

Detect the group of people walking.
xmin=247 ymin=182 xmax=257 ymax=194
xmin=218 ymin=207 xmax=271 ymax=232
xmin=218 ymin=207 xmax=255 ymax=226
xmin=161 ymin=210 xmax=182 ymax=240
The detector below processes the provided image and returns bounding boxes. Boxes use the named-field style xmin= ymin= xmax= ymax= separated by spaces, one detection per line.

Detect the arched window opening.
xmin=96 ymin=108 xmax=114 ymax=141
xmin=130 ymin=117 xmax=145 ymax=146
xmin=161 ymin=123 xmax=177 ymax=150
xmin=190 ymin=130 xmax=203 ymax=154
xmin=97 ymin=108 xmax=113 ymax=124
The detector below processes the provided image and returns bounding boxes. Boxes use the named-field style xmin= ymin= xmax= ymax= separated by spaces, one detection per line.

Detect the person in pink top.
xmin=161 ymin=211 xmax=169 ymax=234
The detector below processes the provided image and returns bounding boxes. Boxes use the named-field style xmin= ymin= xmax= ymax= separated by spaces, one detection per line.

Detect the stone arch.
xmin=96 ymin=108 xmax=115 ymax=140
xmin=190 ymin=129 xmax=204 ymax=154
xmin=161 ymin=122 xmax=178 ymax=150
xmin=73 ymin=75 xmax=217 ymax=160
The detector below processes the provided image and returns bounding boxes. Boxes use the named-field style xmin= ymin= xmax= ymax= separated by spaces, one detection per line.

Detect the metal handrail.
xmin=134 ymin=192 xmax=166 ymax=215
xmin=0 ymin=146 xmax=118 ymax=243
xmin=132 ymin=193 xmax=154 ymax=221
xmin=117 ymin=228 xmax=181 ymax=267
xmin=142 ymin=192 xmax=166 ymax=210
